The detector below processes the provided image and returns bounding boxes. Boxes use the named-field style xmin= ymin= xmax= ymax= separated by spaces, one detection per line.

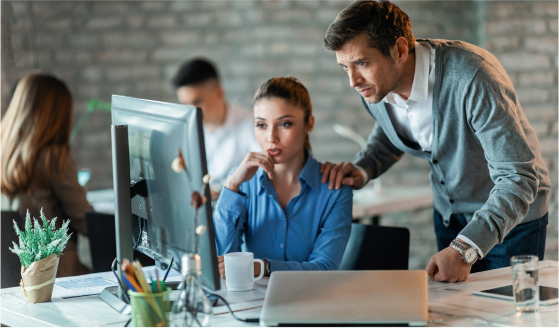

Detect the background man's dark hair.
xmin=172 ymin=58 xmax=219 ymax=88
xmin=323 ymin=0 xmax=415 ymax=57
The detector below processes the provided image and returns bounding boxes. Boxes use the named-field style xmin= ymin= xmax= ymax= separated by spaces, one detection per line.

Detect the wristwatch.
xmin=450 ymin=239 xmax=478 ymax=265
xmin=264 ymin=260 xmax=271 ymax=276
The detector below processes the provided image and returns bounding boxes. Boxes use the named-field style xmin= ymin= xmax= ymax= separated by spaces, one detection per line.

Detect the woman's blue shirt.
xmin=213 ymin=154 xmax=353 ymax=272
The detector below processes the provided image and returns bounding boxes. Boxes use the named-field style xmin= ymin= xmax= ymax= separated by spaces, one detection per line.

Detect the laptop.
xmin=260 ymin=270 xmax=428 ymax=326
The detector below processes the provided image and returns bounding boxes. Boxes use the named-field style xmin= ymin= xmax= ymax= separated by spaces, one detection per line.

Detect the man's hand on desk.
xmin=320 ymin=161 xmax=365 ymax=190
xmin=217 ymin=255 xmax=268 ymax=279
xmin=425 ymin=246 xmax=472 ymax=283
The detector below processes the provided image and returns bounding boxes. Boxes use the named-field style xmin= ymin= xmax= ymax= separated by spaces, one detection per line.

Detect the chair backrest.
xmin=1 ymin=211 xmax=24 ymax=288
xmin=86 ymin=211 xmax=153 ymax=273
xmin=339 ymin=223 xmax=409 ymax=270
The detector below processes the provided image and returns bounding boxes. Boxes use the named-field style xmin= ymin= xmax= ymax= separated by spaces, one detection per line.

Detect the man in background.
xmin=172 ymin=58 xmax=259 ymax=200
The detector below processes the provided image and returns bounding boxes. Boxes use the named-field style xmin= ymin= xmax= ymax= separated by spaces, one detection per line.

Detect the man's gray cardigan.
xmin=355 ymin=39 xmax=550 ymax=256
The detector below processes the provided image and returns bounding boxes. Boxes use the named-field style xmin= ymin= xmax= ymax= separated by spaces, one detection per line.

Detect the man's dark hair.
xmin=172 ymin=58 xmax=219 ymax=88
xmin=323 ymin=0 xmax=415 ymax=57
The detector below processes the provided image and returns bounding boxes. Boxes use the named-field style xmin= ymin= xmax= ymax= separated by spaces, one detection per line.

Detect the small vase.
xmin=20 ymin=253 xmax=59 ymax=303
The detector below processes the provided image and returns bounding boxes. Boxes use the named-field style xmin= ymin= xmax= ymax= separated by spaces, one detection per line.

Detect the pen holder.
xmin=128 ymin=289 xmax=171 ymax=327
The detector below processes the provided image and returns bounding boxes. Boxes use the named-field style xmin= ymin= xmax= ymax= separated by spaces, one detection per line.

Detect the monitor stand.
xmin=99 ymin=286 xmax=131 ymax=315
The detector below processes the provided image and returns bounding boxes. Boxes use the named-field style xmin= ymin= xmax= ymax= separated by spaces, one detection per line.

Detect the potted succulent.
xmin=9 ymin=209 xmax=71 ymax=303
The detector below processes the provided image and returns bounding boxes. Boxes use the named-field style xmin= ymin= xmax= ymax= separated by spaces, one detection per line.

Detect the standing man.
xmin=321 ymin=0 xmax=550 ymax=282
xmin=172 ymin=58 xmax=260 ymax=200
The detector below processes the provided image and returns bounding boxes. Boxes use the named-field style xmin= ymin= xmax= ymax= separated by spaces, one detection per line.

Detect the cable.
xmin=206 ymin=292 xmax=259 ymax=323
xmin=163 ymin=257 xmax=174 ymax=282
xmin=111 ymin=258 xmax=130 ymax=304
xmin=132 ymin=223 xmax=143 ymax=251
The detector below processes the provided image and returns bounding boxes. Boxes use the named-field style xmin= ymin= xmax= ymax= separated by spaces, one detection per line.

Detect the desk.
xmin=2 ymin=261 xmax=556 ymax=327
xmin=86 ymin=186 xmax=434 ymax=220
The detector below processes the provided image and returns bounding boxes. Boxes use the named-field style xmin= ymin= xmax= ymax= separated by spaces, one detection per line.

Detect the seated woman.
xmin=1 ymin=71 xmax=93 ymax=277
xmin=214 ymin=77 xmax=353 ymax=278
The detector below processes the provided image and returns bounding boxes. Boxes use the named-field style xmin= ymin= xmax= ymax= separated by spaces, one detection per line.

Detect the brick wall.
xmin=483 ymin=0 xmax=558 ymax=262
xmin=2 ymin=1 xmax=557 ymax=268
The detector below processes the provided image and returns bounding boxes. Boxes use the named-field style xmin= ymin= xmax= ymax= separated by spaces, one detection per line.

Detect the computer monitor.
xmin=110 ymin=95 xmax=220 ymax=292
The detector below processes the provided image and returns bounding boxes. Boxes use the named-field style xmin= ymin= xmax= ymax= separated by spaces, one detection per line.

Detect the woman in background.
xmin=214 ymin=77 xmax=353 ymax=278
xmin=1 ymin=71 xmax=92 ymax=277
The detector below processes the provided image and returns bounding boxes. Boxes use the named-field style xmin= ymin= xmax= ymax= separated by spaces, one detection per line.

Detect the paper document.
xmin=53 ymin=275 xmax=117 ymax=298
xmin=51 ymin=266 xmax=181 ymax=298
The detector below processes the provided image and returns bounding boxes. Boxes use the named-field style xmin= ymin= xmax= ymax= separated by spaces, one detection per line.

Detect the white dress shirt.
xmin=357 ymin=41 xmax=483 ymax=257
xmin=204 ymin=104 xmax=260 ymax=191
xmin=383 ymin=41 xmax=435 ymax=151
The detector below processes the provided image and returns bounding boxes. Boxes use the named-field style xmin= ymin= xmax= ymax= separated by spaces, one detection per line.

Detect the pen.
xmin=121 ymin=274 xmax=137 ymax=292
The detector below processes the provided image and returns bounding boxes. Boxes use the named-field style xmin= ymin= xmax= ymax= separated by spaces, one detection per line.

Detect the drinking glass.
xmin=511 ymin=255 xmax=539 ymax=312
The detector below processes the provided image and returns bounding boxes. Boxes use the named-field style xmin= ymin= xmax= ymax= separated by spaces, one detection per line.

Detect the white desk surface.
xmin=87 ymin=185 xmax=433 ymax=219
xmin=2 ymin=261 xmax=556 ymax=327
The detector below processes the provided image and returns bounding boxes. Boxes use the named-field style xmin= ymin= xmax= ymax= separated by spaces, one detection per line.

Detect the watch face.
xmin=465 ymin=248 xmax=477 ymax=263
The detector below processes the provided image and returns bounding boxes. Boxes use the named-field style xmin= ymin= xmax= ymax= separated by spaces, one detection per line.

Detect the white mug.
xmin=224 ymin=252 xmax=265 ymax=292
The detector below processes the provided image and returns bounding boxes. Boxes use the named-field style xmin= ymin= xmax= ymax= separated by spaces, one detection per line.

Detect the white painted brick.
xmin=519 ymin=72 xmax=556 ymax=86
xmin=83 ymin=68 xmax=102 ymax=82
xmin=160 ymin=31 xmax=201 ymax=46
xmin=531 ymin=121 xmax=550 ymax=136
xmin=148 ymin=15 xmax=177 ymax=29
xmin=11 ymin=2 xmax=29 ymax=16
xmin=516 ymin=88 xmax=550 ymax=104
xmin=485 ymin=2 xmax=523 ymax=19
xmin=88 ymin=17 xmax=122 ymax=30
xmin=44 ymin=19 xmax=71 ymax=30
xmin=127 ymin=15 xmax=144 ymax=29
xmin=497 ymin=53 xmax=551 ymax=72
xmin=524 ymin=37 xmax=558 ymax=54
xmin=485 ymin=36 xmax=521 ymax=52
xmin=270 ymin=42 xmax=290 ymax=55
xmin=538 ymin=137 xmax=558 ymax=156
xmin=169 ymin=1 xmax=197 ymax=11
xmin=184 ymin=13 xmax=213 ymax=27
xmin=216 ymin=12 xmax=243 ymax=26
xmin=92 ymin=2 xmax=130 ymax=14
xmin=271 ymin=10 xmax=313 ymax=24
xmin=241 ymin=44 xmax=266 ymax=57
xmin=244 ymin=10 xmax=264 ymax=24
xmin=550 ymin=19 xmax=558 ymax=35
xmin=35 ymin=33 xmax=63 ymax=47
xmin=140 ymin=1 xmax=167 ymax=11
xmin=486 ymin=19 xmax=547 ymax=36
xmin=533 ymin=2 xmax=559 ymax=18
xmin=523 ymin=106 xmax=559 ymax=122
xmin=98 ymin=50 xmax=148 ymax=63
xmin=69 ymin=34 xmax=98 ymax=48
xmin=106 ymin=66 xmax=160 ymax=82
xmin=316 ymin=9 xmax=340 ymax=23
xmin=231 ymin=1 xmax=254 ymax=10
xmin=152 ymin=48 xmax=189 ymax=62
xmin=103 ymin=32 xmax=157 ymax=47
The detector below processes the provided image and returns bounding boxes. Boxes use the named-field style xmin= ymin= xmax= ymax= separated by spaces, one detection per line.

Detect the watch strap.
xmin=450 ymin=239 xmax=477 ymax=265
xmin=265 ymin=260 xmax=271 ymax=276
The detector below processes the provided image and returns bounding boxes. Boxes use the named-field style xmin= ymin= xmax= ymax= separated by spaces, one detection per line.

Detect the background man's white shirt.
xmin=204 ymin=104 xmax=260 ymax=191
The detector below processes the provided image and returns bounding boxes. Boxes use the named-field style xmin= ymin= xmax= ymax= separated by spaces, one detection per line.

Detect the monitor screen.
xmin=111 ymin=95 xmax=220 ymax=291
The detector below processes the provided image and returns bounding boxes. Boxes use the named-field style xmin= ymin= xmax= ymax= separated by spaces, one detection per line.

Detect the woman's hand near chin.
xmin=225 ymin=151 xmax=275 ymax=193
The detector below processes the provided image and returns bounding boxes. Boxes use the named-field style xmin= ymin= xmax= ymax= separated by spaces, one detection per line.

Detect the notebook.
xmin=260 ymin=270 xmax=428 ymax=326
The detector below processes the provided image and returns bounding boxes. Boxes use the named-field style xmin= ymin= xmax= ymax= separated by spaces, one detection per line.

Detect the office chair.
xmin=85 ymin=211 xmax=154 ymax=273
xmin=339 ymin=223 xmax=409 ymax=270
xmin=1 ymin=211 xmax=24 ymax=288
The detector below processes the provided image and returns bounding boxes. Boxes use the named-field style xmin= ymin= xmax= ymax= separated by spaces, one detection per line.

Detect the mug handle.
xmin=253 ymin=259 xmax=265 ymax=282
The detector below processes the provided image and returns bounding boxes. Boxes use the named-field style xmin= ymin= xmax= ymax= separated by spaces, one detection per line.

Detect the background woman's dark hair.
xmin=253 ymin=77 xmax=312 ymax=152
xmin=323 ymin=0 xmax=415 ymax=57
